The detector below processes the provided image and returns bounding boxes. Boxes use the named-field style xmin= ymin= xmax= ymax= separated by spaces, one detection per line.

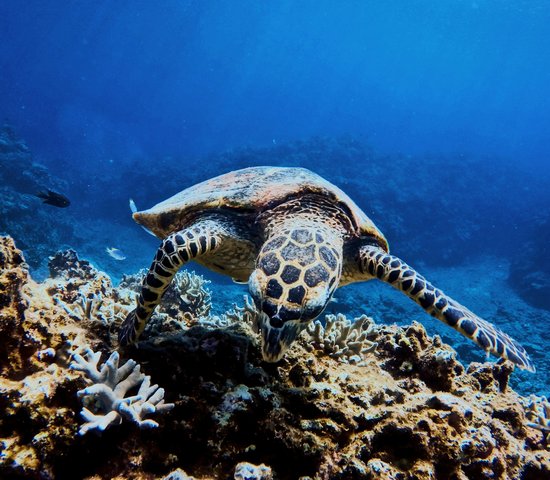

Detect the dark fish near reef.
xmin=35 ymin=189 xmax=71 ymax=208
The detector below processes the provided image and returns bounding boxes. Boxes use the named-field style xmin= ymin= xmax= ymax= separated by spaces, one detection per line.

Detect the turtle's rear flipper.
xmin=358 ymin=245 xmax=535 ymax=372
xmin=118 ymin=219 xmax=226 ymax=347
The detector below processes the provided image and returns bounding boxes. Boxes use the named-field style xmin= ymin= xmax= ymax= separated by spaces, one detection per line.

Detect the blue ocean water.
xmin=1 ymin=1 xmax=549 ymax=396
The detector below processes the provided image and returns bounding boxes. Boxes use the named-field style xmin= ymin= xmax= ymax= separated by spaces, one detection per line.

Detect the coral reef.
xmin=1 ymin=236 xmax=550 ymax=479
xmin=45 ymin=248 xmax=134 ymax=346
xmin=0 ymin=237 xmax=89 ymax=478
xmin=304 ymin=313 xmax=377 ymax=364
xmin=161 ymin=462 xmax=272 ymax=480
xmin=0 ymin=125 xmax=75 ymax=271
xmin=1 ymin=127 xmax=548 ymax=366
xmin=523 ymin=395 xmax=550 ymax=444
xmin=234 ymin=462 xmax=273 ymax=480
xmin=3 ymin=127 xmax=548 ymax=277
xmin=141 ymin=270 xmax=214 ymax=337
xmin=162 ymin=270 xmax=212 ymax=319
xmin=70 ymin=348 xmax=174 ymax=435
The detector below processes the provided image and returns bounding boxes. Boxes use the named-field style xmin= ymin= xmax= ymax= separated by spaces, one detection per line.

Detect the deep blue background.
xmin=1 ymin=2 xmax=549 ymax=395
xmin=1 ymin=1 xmax=550 ymax=171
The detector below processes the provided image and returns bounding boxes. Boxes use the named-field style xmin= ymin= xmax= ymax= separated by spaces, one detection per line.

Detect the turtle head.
xmin=249 ymin=228 xmax=341 ymax=362
xmin=249 ymin=269 xmax=329 ymax=362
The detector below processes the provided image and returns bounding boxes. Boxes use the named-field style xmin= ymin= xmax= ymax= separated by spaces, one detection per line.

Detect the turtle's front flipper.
xmin=358 ymin=244 xmax=535 ymax=372
xmin=118 ymin=219 xmax=226 ymax=346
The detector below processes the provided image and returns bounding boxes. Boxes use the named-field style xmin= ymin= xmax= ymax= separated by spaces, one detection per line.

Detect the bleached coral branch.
xmin=70 ymin=348 xmax=174 ymax=435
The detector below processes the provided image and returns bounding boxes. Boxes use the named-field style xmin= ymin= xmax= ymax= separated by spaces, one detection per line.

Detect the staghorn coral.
xmin=121 ymin=269 xmax=212 ymax=321
xmin=304 ymin=313 xmax=377 ymax=364
xmin=205 ymin=295 xmax=260 ymax=330
xmin=224 ymin=295 xmax=259 ymax=327
xmin=52 ymin=287 xmax=133 ymax=327
xmin=70 ymin=347 xmax=174 ymax=435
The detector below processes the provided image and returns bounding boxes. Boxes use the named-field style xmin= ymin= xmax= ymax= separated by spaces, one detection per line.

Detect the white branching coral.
xmin=304 ymin=313 xmax=378 ymax=364
xmin=70 ymin=348 xmax=174 ymax=435
xmin=524 ymin=395 xmax=550 ymax=443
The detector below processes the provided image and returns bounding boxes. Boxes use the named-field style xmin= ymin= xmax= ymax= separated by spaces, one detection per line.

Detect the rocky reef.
xmin=1 ymin=235 xmax=549 ymax=479
xmin=508 ymin=212 xmax=550 ymax=311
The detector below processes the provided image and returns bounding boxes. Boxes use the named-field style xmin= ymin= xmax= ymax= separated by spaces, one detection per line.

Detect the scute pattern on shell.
xmin=131 ymin=166 xmax=388 ymax=249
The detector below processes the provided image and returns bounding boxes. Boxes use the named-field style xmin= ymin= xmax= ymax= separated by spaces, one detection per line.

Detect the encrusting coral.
xmin=161 ymin=462 xmax=272 ymax=480
xmin=1 ymin=235 xmax=550 ymax=479
xmin=70 ymin=348 xmax=174 ymax=435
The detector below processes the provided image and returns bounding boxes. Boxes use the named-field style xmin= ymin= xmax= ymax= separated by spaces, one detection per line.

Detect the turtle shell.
xmin=133 ymin=166 xmax=388 ymax=250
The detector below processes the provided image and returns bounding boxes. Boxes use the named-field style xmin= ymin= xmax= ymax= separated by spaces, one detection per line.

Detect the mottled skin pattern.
xmin=357 ymin=246 xmax=533 ymax=369
xmin=119 ymin=167 xmax=535 ymax=372
xmin=119 ymin=217 xmax=228 ymax=344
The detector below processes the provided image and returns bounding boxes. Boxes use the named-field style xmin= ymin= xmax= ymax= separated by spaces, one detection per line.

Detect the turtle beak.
xmin=258 ymin=313 xmax=305 ymax=362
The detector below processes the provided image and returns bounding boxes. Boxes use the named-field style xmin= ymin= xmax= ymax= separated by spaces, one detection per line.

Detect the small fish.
xmin=35 ymin=189 xmax=70 ymax=208
xmin=106 ymin=247 xmax=126 ymax=261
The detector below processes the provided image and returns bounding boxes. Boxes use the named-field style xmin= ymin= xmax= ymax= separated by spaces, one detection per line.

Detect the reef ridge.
xmin=0 ymin=235 xmax=549 ymax=479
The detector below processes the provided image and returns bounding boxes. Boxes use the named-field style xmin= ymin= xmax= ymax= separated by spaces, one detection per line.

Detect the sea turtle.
xmin=119 ymin=166 xmax=535 ymax=371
